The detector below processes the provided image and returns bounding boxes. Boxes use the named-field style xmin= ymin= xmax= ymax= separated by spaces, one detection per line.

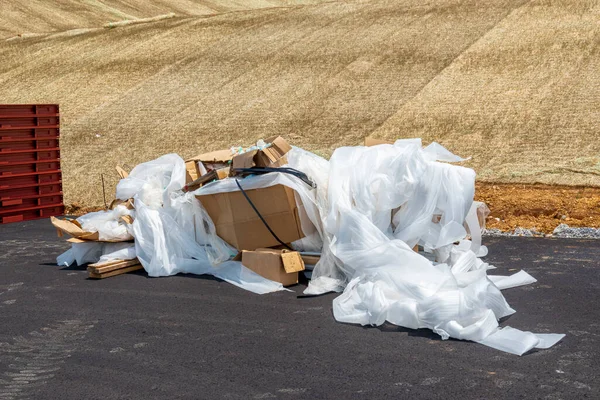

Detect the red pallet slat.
xmin=0 ymin=148 xmax=61 ymax=163
xmin=0 ymin=160 xmax=60 ymax=176
xmin=0 ymin=104 xmax=64 ymax=223
xmin=1 ymin=182 xmax=62 ymax=200
xmin=0 ymin=116 xmax=59 ymax=128
xmin=0 ymin=138 xmax=59 ymax=152
xmin=0 ymin=205 xmax=65 ymax=224
xmin=0 ymin=104 xmax=59 ymax=116
xmin=0 ymin=194 xmax=63 ymax=211
xmin=0 ymin=171 xmax=62 ymax=189
xmin=0 ymin=127 xmax=59 ymax=141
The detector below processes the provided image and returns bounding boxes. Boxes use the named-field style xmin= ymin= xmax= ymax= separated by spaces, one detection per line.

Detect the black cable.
xmin=235 ymin=179 xmax=294 ymax=251
xmin=233 ymin=167 xmax=316 ymax=189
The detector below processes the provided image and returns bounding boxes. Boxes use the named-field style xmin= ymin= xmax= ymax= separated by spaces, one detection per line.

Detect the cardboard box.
xmin=185 ymin=149 xmax=233 ymax=182
xmin=235 ymin=248 xmax=305 ymax=286
xmin=197 ymin=184 xmax=304 ymax=251
xmin=364 ymin=137 xmax=393 ymax=147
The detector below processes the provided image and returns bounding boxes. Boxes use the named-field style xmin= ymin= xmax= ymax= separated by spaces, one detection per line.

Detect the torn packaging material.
xmin=196 ymin=184 xmax=305 ymax=251
xmin=230 ymin=136 xmax=291 ymax=172
xmin=254 ymin=136 xmax=291 ymax=167
xmin=51 ymin=205 xmax=134 ymax=242
xmin=185 ymin=149 xmax=233 ymax=181
xmin=235 ymin=249 xmax=305 ymax=286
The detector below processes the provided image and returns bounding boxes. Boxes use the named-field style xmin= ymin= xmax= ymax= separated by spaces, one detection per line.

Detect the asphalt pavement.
xmin=0 ymin=219 xmax=598 ymax=399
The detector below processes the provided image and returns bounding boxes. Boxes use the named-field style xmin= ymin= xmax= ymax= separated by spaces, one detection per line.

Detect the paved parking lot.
xmin=0 ymin=220 xmax=598 ymax=399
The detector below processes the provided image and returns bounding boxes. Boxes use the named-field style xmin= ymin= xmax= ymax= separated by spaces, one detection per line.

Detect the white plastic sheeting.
xmin=54 ymin=141 xmax=564 ymax=355
xmin=289 ymin=139 xmax=564 ymax=355
xmin=76 ymin=205 xmax=134 ymax=241
xmin=57 ymin=241 xmax=135 ymax=266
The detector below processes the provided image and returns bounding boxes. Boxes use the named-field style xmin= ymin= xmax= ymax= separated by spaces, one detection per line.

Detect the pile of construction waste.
xmin=52 ymin=136 xmax=564 ymax=355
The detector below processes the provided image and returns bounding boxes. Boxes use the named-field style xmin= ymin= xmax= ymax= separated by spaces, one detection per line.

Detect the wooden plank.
xmin=88 ymin=258 xmax=140 ymax=273
xmin=88 ymin=259 xmax=123 ymax=268
xmin=88 ymin=264 xmax=143 ymax=279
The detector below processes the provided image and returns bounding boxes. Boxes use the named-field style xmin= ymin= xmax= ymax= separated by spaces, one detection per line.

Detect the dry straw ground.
xmin=0 ymin=0 xmax=599 ymax=211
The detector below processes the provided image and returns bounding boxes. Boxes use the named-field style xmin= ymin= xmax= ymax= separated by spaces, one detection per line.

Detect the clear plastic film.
xmin=302 ymin=140 xmax=563 ymax=355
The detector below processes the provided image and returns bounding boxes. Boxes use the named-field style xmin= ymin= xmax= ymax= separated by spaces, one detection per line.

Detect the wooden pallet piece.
xmin=88 ymin=264 xmax=143 ymax=279
xmin=88 ymin=258 xmax=140 ymax=274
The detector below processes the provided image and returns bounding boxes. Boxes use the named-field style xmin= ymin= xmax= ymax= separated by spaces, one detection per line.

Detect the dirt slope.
xmin=372 ymin=0 xmax=600 ymax=187
xmin=0 ymin=0 xmax=528 ymax=206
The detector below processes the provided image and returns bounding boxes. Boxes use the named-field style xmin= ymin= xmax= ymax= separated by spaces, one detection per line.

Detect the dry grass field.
xmin=1 ymin=0 xmax=599 ymax=222
xmin=0 ymin=0 xmax=328 ymax=39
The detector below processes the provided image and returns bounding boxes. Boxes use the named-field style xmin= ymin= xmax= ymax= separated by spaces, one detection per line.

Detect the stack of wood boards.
xmin=87 ymin=258 xmax=143 ymax=279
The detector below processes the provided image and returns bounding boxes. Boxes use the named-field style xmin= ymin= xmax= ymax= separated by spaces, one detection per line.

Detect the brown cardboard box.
xmin=235 ymin=248 xmax=305 ymax=286
xmin=196 ymin=184 xmax=305 ymax=250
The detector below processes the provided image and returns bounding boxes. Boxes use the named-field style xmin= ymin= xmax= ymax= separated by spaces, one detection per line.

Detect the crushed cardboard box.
xmin=234 ymin=248 xmax=305 ymax=286
xmin=196 ymin=184 xmax=304 ymax=251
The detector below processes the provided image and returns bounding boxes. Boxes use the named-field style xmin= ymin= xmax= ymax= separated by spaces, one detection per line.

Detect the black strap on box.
xmin=235 ymin=179 xmax=294 ymax=251
xmin=232 ymin=167 xmax=316 ymax=189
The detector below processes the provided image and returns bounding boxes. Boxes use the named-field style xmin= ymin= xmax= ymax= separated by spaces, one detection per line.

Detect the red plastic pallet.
xmin=0 ymin=104 xmax=64 ymax=223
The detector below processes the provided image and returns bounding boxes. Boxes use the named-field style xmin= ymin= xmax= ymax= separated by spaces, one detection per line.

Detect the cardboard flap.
xmin=255 ymin=136 xmax=291 ymax=166
xmin=109 ymin=198 xmax=134 ymax=210
xmin=232 ymin=150 xmax=258 ymax=170
xmin=281 ymin=251 xmax=305 ymax=273
xmin=115 ymin=165 xmax=129 ymax=179
xmin=187 ymin=149 xmax=233 ymax=163
xmin=67 ymin=237 xmax=89 ymax=243
xmin=51 ymin=216 xmax=99 ymax=241
xmin=120 ymin=215 xmax=134 ymax=224
xmin=300 ymin=254 xmax=320 ymax=265
xmin=364 ymin=137 xmax=393 ymax=146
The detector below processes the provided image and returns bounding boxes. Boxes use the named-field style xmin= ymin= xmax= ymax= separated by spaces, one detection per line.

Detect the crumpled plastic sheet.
xmin=57 ymin=241 xmax=135 ymax=266
xmin=76 ymin=204 xmax=134 ymax=241
xmin=297 ymin=139 xmax=564 ymax=355
xmin=55 ymin=141 xmax=564 ymax=355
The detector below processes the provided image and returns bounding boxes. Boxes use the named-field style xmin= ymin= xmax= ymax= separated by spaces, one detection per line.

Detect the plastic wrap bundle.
xmin=293 ymin=139 xmax=563 ymax=355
